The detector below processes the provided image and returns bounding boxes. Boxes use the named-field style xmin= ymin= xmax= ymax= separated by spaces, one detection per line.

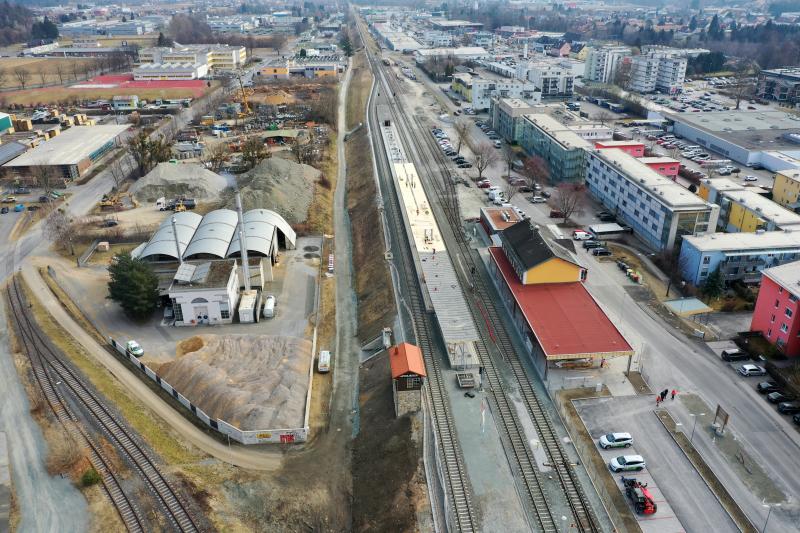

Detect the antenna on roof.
xmin=236 ymin=191 xmax=251 ymax=291
xmin=170 ymin=216 xmax=183 ymax=265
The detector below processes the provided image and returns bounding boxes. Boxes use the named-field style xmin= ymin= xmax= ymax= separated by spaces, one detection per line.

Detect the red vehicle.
xmin=477 ymin=180 xmax=491 ymax=188
xmin=622 ymin=477 xmax=657 ymax=515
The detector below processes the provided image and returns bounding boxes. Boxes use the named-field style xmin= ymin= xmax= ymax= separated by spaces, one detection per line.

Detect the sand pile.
xmin=158 ymin=334 xmax=311 ymax=430
xmin=131 ymin=163 xmax=233 ymax=203
xmin=225 ymin=157 xmax=319 ymax=224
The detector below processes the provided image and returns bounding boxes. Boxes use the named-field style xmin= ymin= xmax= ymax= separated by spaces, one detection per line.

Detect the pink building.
xmin=594 ymin=140 xmax=645 ymax=158
xmin=750 ymin=261 xmax=800 ymax=357
xmin=638 ymin=157 xmax=680 ymax=179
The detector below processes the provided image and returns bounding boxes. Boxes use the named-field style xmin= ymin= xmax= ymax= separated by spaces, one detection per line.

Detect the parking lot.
xmin=575 ymin=395 xmax=738 ymax=533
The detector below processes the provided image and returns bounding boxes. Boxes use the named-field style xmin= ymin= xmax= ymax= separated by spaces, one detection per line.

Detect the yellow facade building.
xmin=500 ymin=220 xmax=586 ymax=285
xmin=773 ymin=169 xmax=800 ymax=212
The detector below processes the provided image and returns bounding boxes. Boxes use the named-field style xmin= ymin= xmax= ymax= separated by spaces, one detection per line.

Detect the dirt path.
xmin=20 ymin=263 xmax=282 ymax=471
xmin=0 ymin=302 xmax=90 ymax=533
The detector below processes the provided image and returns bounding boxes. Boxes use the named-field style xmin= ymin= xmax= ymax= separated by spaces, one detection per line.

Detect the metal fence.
xmin=421 ymin=389 xmax=449 ymax=533
xmin=109 ymin=337 xmax=308 ymax=444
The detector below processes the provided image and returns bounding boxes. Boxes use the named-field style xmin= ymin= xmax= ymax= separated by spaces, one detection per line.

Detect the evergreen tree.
xmin=107 ymin=253 xmax=159 ymax=320
xmin=701 ymin=268 xmax=724 ymax=301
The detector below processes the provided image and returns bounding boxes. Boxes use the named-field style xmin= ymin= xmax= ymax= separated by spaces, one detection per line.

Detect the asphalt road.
xmin=575 ymin=396 xmax=738 ymax=533
xmin=578 ymin=246 xmax=800 ymax=531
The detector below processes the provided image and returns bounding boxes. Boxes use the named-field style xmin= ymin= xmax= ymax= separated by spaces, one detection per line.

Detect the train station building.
xmin=488 ymin=221 xmax=633 ymax=373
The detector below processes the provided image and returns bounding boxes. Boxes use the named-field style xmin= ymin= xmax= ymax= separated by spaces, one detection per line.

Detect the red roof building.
xmin=389 ymin=343 xmax=427 ymax=379
xmin=595 ymin=140 xmax=645 ymax=158
xmin=488 ymin=247 xmax=633 ymax=363
xmin=389 ymin=343 xmax=426 ymax=417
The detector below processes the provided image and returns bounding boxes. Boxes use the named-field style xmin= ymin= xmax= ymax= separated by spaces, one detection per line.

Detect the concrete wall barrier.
xmin=109 ymin=337 xmax=308 ymax=444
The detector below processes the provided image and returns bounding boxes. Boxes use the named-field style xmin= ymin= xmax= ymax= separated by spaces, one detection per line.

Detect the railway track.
xmin=361 ymin=24 xmax=477 ymax=533
xmin=367 ymin=35 xmax=602 ymax=532
xmin=7 ymin=276 xmax=200 ymax=533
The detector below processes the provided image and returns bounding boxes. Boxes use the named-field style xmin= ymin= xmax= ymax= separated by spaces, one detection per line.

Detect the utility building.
xmin=168 ymin=261 xmax=240 ymax=326
xmin=389 ymin=343 xmax=427 ymax=417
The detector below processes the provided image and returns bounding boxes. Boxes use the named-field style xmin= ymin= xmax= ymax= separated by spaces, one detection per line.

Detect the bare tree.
xmin=502 ymin=144 xmax=516 ymax=180
xmin=32 ymin=166 xmax=61 ymax=196
xmin=0 ymin=67 xmax=7 ymax=88
xmin=291 ymin=136 xmax=312 ymax=164
xmin=549 ymin=183 xmax=585 ymax=224
xmin=473 ymin=142 xmax=499 ymax=180
xmin=13 ymin=67 xmax=30 ymax=90
xmin=108 ymin=158 xmax=131 ymax=190
xmin=70 ymin=61 xmax=81 ymax=81
xmin=54 ymin=62 xmax=65 ymax=85
xmin=35 ymin=68 xmax=48 ymax=88
xmin=44 ymin=208 xmax=78 ymax=256
xmin=241 ymin=136 xmax=268 ymax=170
xmin=454 ymin=118 xmax=470 ymax=154
xmin=521 ymin=155 xmax=551 ymax=188
xmin=596 ymin=111 xmax=613 ymax=127
xmin=504 ymin=183 xmax=519 ymax=202
xmin=202 ymin=142 xmax=229 ymax=173
xmin=732 ymin=62 xmax=758 ymax=110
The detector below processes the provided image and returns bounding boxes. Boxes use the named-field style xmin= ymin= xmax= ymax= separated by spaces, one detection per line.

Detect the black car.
xmin=598 ymin=214 xmax=616 ymax=222
xmin=583 ymin=240 xmax=605 ymax=249
xmin=592 ymin=248 xmax=612 ymax=256
xmin=793 ymin=413 xmax=800 ymax=426
xmin=777 ymin=401 xmax=800 ymax=414
xmin=756 ymin=381 xmax=780 ymax=394
xmin=0 ymin=207 xmax=7 ymax=214
xmin=767 ymin=391 xmax=794 ymax=404
xmin=458 ymin=163 xmax=473 ymax=168
xmin=541 ymin=191 xmax=551 ymax=198
xmin=597 ymin=211 xmax=613 ymax=217
xmin=519 ymin=186 xmax=533 ymax=193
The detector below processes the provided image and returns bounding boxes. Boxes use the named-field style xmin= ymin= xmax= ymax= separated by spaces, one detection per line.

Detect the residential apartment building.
xmin=594 ymin=140 xmax=645 ymax=157
xmin=421 ymin=31 xmax=453 ymax=47
xmin=519 ymin=114 xmax=590 ymax=183
xmin=585 ymin=46 xmax=632 ymax=84
xmin=757 ymin=67 xmax=800 ymax=106
xmin=699 ymin=179 xmax=800 ymax=232
xmin=490 ymin=98 xmax=539 ymax=144
xmin=750 ymin=261 xmax=800 ymax=357
xmin=772 ymin=168 xmax=800 ymax=213
xmin=451 ymin=73 xmax=540 ymax=111
xmin=629 ymin=52 xmax=687 ymax=94
xmin=585 ymin=148 xmax=719 ymax=250
xmin=523 ymin=61 xmax=574 ymax=98
xmin=679 ymin=231 xmax=800 ymax=286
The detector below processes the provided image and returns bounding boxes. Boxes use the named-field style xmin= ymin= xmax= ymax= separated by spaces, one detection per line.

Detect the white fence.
xmin=110 ymin=338 xmax=308 ymax=444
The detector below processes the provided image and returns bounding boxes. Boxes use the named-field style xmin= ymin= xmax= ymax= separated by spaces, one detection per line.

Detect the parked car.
xmin=458 ymin=163 xmax=472 ymax=168
xmin=528 ymin=195 xmax=546 ymax=203
xmin=767 ymin=391 xmax=794 ymax=404
xmin=549 ymin=209 xmax=564 ymax=218
xmin=744 ymin=175 xmax=758 ymax=182
xmin=0 ymin=207 xmax=7 ymax=215
xmin=598 ymin=213 xmax=616 ymax=222
xmin=756 ymin=381 xmax=780 ymax=394
xmin=721 ymin=348 xmax=749 ymax=361
xmin=609 ymin=455 xmax=645 ymax=473
xmin=126 ymin=340 xmax=144 ymax=357
xmin=592 ymin=248 xmax=612 ymax=257
xmin=777 ymin=401 xmax=800 ymax=414
xmin=573 ymin=230 xmax=593 ymax=240
xmin=738 ymin=364 xmax=767 ymax=377
xmin=599 ymin=432 xmax=633 ymax=449
xmin=541 ymin=191 xmax=551 ymax=198
xmin=477 ymin=180 xmax=491 ymax=188
xmin=583 ymin=241 xmax=605 ymax=250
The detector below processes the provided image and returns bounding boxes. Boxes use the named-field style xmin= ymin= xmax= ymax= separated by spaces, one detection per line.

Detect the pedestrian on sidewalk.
xmin=661 ymin=389 xmax=668 ymax=401
xmin=656 ymin=396 xmax=661 ymax=407
xmin=671 ymin=389 xmax=677 ymax=400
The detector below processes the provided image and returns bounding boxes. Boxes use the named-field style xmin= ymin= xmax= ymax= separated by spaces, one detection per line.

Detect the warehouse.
xmin=668 ymin=110 xmax=800 ymax=169
xmin=135 ymin=209 xmax=296 ymax=263
xmin=133 ymin=62 xmax=209 ymax=81
xmin=3 ymin=125 xmax=129 ymax=180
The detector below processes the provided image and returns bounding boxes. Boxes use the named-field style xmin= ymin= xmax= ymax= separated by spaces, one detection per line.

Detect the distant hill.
xmin=0 ymin=1 xmax=34 ymax=47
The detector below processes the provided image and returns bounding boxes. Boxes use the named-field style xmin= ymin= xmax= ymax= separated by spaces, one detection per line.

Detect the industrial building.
xmin=487 ymin=221 xmax=632 ymax=372
xmin=585 ymin=148 xmax=719 ymax=251
xmin=668 ymin=110 xmax=800 ymax=169
xmin=168 ymin=260 xmax=241 ymax=326
xmin=258 ymin=57 xmax=343 ymax=79
xmin=414 ymin=46 xmax=489 ymax=62
xmin=679 ymin=230 xmax=800 ymax=286
xmin=519 ymin=114 xmax=590 ymax=183
xmin=3 ymin=125 xmax=129 ymax=180
xmin=133 ymin=62 xmax=209 ymax=81
xmin=138 ymin=44 xmax=246 ymax=73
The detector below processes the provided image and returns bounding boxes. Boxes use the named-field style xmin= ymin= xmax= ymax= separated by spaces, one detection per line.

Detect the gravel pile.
xmin=131 ymin=163 xmax=233 ymax=203
xmin=158 ymin=334 xmax=311 ymax=431
xmin=226 ymin=157 xmax=319 ymax=224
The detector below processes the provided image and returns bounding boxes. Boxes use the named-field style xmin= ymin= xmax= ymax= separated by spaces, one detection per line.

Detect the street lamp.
xmin=762 ymin=503 xmax=780 ymax=533
xmin=689 ymin=412 xmax=706 ymax=443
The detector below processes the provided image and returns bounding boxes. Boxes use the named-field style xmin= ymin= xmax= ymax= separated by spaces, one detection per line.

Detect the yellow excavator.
xmin=174 ymin=202 xmax=187 ymax=212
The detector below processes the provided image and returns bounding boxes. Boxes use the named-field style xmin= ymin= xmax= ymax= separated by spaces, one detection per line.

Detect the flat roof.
xmin=489 ymin=247 xmax=633 ymax=359
xmin=763 ymin=260 xmax=800 ymax=299
xmin=778 ymin=168 xmax=800 ymax=182
xmin=4 ymin=125 xmax=129 ymax=167
xmin=590 ymin=149 xmax=711 ymax=209
xmin=701 ymin=177 xmax=746 ymax=192
xmin=523 ymin=114 xmax=591 ymax=150
xmin=595 ymin=140 xmax=645 ymax=147
xmin=683 ymin=230 xmax=800 ymax=252
xmin=721 ymin=189 xmax=800 ymax=227
xmin=481 ymin=206 xmax=523 ymax=231
xmin=638 ymin=156 xmax=679 ymax=164
xmin=669 ymin=110 xmax=800 ymax=151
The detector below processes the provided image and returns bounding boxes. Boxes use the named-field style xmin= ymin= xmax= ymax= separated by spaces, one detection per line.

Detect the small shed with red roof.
xmin=389 ymin=343 xmax=427 ymax=416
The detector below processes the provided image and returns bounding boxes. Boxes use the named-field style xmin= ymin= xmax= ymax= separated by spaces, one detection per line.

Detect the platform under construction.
xmin=379 ymin=114 xmax=480 ymax=369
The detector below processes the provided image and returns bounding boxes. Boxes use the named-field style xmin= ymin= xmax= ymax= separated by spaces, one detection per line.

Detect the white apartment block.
xmin=629 ymin=52 xmax=687 ymax=94
xmin=452 ymin=73 xmax=541 ymax=111
xmin=523 ymin=61 xmax=574 ymax=97
xmin=585 ymin=46 xmax=632 ymax=84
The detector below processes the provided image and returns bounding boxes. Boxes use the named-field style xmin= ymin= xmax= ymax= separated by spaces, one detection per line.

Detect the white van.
xmin=318 ymin=350 xmax=331 ymax=373
xmin=263 ymin=294 xmax=276 ymax=318
xmin=573 ymin=230 xmax=593 ymax=240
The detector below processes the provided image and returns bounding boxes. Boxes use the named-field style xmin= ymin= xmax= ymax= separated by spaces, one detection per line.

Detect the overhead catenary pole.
xmin=235 ymin=192 xmax=251 ymax=291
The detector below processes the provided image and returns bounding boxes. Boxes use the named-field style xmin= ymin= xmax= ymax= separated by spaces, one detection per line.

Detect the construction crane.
xmin=235 ymin=70 xmax=252 ymax=117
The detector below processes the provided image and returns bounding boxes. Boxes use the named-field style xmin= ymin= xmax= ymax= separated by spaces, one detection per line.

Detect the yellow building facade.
xmin=773 ymin=169 xmax=800 ymax=211
xmin=521 ymin=256 xmax=586 ymax=285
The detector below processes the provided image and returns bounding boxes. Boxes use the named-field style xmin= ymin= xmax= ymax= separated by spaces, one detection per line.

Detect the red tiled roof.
xmin=389 ymin=343 xmax=427 ymax=378
xmin=489 ymin=247 xmax=633 ymax=358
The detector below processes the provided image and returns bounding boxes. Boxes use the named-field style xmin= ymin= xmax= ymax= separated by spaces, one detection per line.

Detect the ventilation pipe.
xmin=170 ymin=216 xmax=183 ymax=265
xmin=236 ymin=192 xmax=251 ymax=291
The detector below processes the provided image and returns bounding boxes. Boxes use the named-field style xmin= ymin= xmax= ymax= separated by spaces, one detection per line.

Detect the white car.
xmin=738 ymin=364 xmax=766 ymax=377
xmin=744 ymin=175 xmax=758 ymax=182
xmin=126 ymin=340 xmax=144 ymax=357
xmin=573 ymin=230 xmax=593 ymax=240
xmin=530 ymin=196 xmax=547 ymax=203
xmin=609 ymin=455 xmax=646 ymax=473
xmin=599 ymin=432 xmax=633 ymax=449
